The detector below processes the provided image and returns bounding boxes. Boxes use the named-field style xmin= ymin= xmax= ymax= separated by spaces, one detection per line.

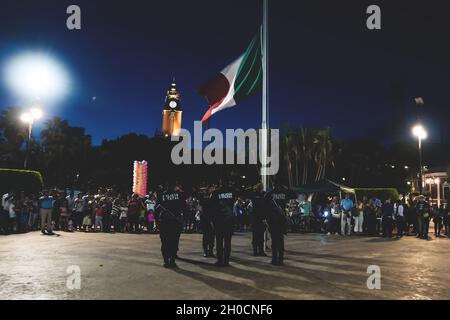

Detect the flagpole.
xmin=261 ymin=0 xmax=269 ymax=191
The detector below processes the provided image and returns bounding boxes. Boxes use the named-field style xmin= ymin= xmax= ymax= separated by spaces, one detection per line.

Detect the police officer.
xmin=381 ymin=198 xmax=394 ymax=238
xmin=416 ymin=195 xmax=430 ymax=239
xmin=210 ymin=180 xmax=237 ymax=267
xmin=251 ymin=183 xmax=267 ymax=256
xmin=265 ymin=183 xmax=295 ymax=266
xmin=157 ymin=185 xmax=185 ymax=268
xmin=199 ymin=187 xmax=215 ymax=257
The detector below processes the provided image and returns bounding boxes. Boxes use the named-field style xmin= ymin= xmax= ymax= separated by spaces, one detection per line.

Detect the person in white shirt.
xmin=395 ymin=200 xmax=406 ymax=238
xmin=73 ymin=193 xmax=85 ymax=230
xmin=2 ymin=191 xmax=14 ymax=234
xmin=8 ymin=200 xmax=16 ymax=233
xmin=66 ymin=191 xmax=76 ymax=212
xmin=2 ymin=191 xmax=13 ymax=212
xmin=354 ymin=200 xmax=364 ymax=233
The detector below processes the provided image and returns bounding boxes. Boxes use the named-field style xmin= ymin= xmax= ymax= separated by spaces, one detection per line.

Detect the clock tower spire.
xmin=162 ymin=80 xmax=182 ymax=137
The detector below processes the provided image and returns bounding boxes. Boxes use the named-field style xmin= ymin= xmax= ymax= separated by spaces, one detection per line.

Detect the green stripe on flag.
xmin=234 ymin=29 xmax=262 ymax=103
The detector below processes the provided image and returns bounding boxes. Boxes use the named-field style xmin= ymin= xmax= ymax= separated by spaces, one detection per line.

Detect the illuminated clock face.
xmin=169 ymin=101 xmax=177 ymax=109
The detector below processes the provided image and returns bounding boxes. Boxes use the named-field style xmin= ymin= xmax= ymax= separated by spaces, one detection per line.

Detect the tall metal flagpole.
xmin=261 ymin=0 xmax=269 ymax=191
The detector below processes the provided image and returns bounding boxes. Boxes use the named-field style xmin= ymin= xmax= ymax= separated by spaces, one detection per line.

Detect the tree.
xmin=279 ymin=126 xmax=335 ymax=187
xmin=0 ymin=107 xmax=27 ymax=168
xmin=298 ymin=127 xmax=316 ymax=185
xmin=41 ymin=117 xmax=92 ymax=188
xmin=313 ymin=127 xmax=334 ymax=182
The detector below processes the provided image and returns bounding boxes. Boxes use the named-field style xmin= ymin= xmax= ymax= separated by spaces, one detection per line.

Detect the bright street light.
xmin=3 ymin=51 xmax=70 ymax=103
xmin=20 ymin=112 xmax=33 ymax=124
xmin=412 ymin=124 xmax=427 ymax=140
xmin=412 ymin=123 xmax=427 ymax=194
xmin=20 ymin=107 xmax=43 ymax=169
xmin=30 ymin=107 xmax=43 ymax=119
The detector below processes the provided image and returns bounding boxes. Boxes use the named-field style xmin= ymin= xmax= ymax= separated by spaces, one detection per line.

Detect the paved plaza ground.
xmin=0 ymin=231 xmax=449 ymax=300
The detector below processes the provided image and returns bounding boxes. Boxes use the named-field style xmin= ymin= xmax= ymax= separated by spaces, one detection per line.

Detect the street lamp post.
xmin=435 ymin=178 xmax=441 ymax=207
xmin=20 ymin=107 xmax=42 ymax=169
xmin=412 ymin=124 xmax=427 ymax=195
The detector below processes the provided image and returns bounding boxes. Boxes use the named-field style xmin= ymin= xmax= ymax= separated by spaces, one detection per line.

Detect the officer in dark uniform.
xmin=265 ymin=183 xmax=295 ymax=266
xmin=416 ymin=195 xmax=430 ymax=239
xmin=251 ymin=183 xmax=267 ymax=256
xmin=210 ymin=181 xmax=237 ymax=267
xmin=198 ymin=187 xmax=215 ymax=257
xmin=157 ymin=185 xmax=185 ymax=268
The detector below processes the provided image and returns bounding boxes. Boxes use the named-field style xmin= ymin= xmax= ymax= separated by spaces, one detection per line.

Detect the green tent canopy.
xmin=292 ymin=179 xmax=355 ymax=195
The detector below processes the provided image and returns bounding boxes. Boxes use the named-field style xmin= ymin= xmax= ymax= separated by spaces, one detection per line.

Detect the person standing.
xmin=199 ymin=188 xmax=215 ymax=257
xmin=233 ymin=198 xmax=244 ymax=232
xmin=354 ymin=200 xmax=364 ymax=233
xmin=59 ymin=198 xmax=70 ymax=231
xmin=210 ymin=180 xmax=237 ymax=267
xmin=144 ymin=194 xmax=156 ymax=233
xmin=265 ymin=185 xmax=293 ymax=266
xmin=66 ymin=191 xmax=75 ymax=219
xmin=441 ymin=204 xmax=449 ymax=237
xmin=416 ymin=196 xmax=430 ymax=240
xmin=7 ymin=197 xmax=17 ymax=233
xmin=1 ymin=191 xmax=14 ymax=234
xmin=94 ymin=203 xmax=104 ymax=232
xmin=145 ymin=195 xmax=157 ymax=233
xmin=110 ymin=195 xmax=121 ymax=232
xmin=432 ymin=204 xmax=442 ymax=237
xmin=39 ymin=190 xmax=54 ymax=235
xmin=408 ymin=200 xmax=419 ymax=236
xmin=127 ymin=193 xmax=144 ymax=233
xmin=73 ymin=193 xmax=85 ymax=231
xmin=365 ymin=199 xmax=378 ymax=236
xmin=157 ymin=185 xmax=185 ymax=268
xmin=328 ymin=196 xmax=340 ymax=235
xmin=251 ymin=184 xmax=267 ymax=257
xmin=381 ymin=198 xmax=394 ymax=238
xmin=119 ymin=202 xmax=128 ymax=232
xmin=27 ymin=194 xmax=39 ymax=231
xmin=340 ymin=193 xmax=354 ymax=236
xmin=15 ymin=191 xmax=28 ymax=233
xmin=102 ymin=196 xmax=112 ymax=233
xmin=395 ymin=200 xmax=406 ymax=238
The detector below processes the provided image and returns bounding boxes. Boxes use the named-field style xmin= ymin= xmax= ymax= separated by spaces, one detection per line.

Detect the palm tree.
xmin=313 ymin=128 xmax=334 ymax=182
xmin=280 ymin=132 xmax=294 ymax=187
xmin=297 ymin=127 xmax=315 ymax=185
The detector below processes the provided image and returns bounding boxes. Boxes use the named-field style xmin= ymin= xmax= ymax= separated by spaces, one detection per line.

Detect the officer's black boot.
xmin=169 ymin=257 xmax=178 ymax=268
xmin=271 ymin=248 xmax=278 ymax=265
xmin=271 ymin=240 xmax=278 ymax=265
xmin=215 ymin=250 xmax=224 ymax=266
xmin=259 ymin=246 xmax=267 ymax=257
xmin=278 ymin=251 xmax=284 ymax=266
xmin=208 ymin=245 xmax=215 ymax=257
xmin=223 ymin=255 xmax=230 ymax=267
xmin=253 ymin=245 xmax=258 ymax=256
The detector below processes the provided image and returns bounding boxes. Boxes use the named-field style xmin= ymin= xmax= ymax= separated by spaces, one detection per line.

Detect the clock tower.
xmin=161 ymin=81 xmax=182 ymax=137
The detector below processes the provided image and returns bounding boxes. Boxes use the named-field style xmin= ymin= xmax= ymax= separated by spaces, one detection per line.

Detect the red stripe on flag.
xmin=198 ymin=73 xmax=230 ymax=123
xmin=201 ymin=97 xmax=225 ymax=124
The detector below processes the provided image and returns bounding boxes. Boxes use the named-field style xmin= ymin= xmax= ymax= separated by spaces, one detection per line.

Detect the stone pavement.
xmin=0 ymin=231 xmax=449 ymax=300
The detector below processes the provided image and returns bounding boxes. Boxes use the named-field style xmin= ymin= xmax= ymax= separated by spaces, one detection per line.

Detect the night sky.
xmin=1 ymin=0 xmax=450 ymax=145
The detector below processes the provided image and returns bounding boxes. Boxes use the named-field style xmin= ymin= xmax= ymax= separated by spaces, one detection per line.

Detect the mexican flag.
xmin=198 ymin=29 xmax=262 ymax=124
